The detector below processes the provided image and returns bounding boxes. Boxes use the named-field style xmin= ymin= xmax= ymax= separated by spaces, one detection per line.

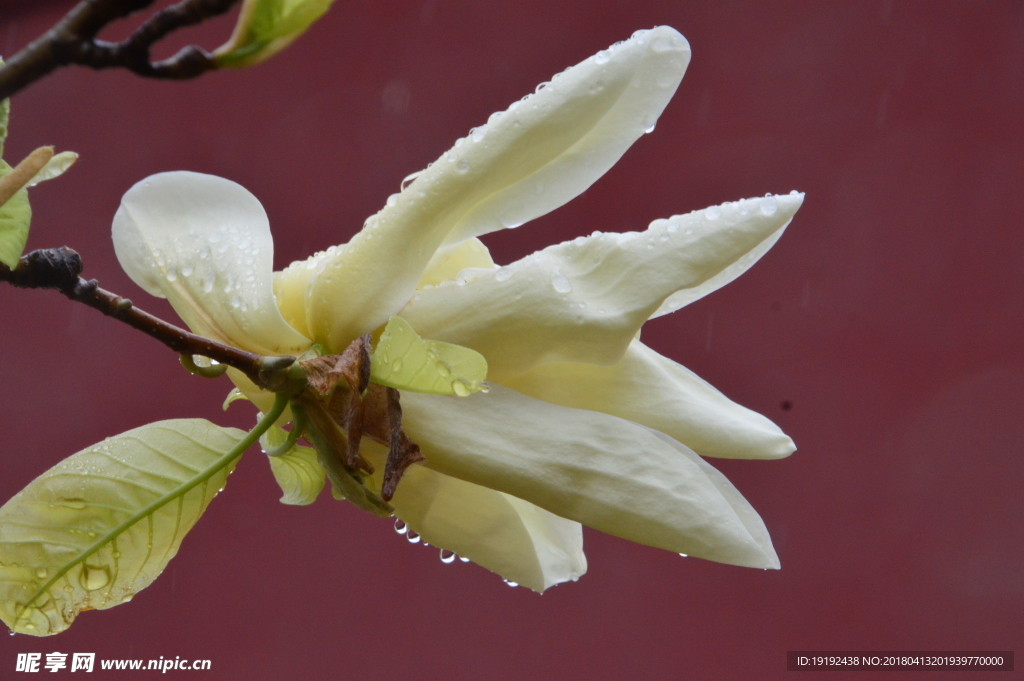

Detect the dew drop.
xmin=165 ymin=269 xmax=177 ymax=282
xmin=470 ymin=126 xmax=487 ymax=142
xmin=650 ymin=32 xmax=680 ymax=53
xmin=35 ymin=567 xmax=48 ymax=579
xmin=394 ymin=519 xmax=408 ymax=535
xmin=594 ymin=50 xmax=611 ymax=64
xmin=644 ymin=122 xmax=656 ymax=134
xmin=407 ymin=531 xmax=422 ymax=544
xmin=456 ymin=160 xmax=470 ymax=174
xmin=503 ymin=579 xmax=519 ymax=588
xmin=180 ymin=263 xmax=194 ymax=277
xmin=494 ymin=267 xmax=514 ymax=282
xmin=451 ymin=380 xmax=471 ymax=397
xmin=392 ymin=359 xmax=403 ymax=372
xmin=230 ymin=296 xmax=241 ymax=309
xmin=458 ymin=555 xmax=471 ymax=563
xmin=760 ymin=194 xmax=778 ymax=215
xmin=386 ymin=193 xmax=400 ymax=207
xmin=551 ymin=269 xmax=573 ymax=293
xmin=705 ymin=205 xmax=722 ymax=220
xmin=440 ymin=549 xmax=456 ymax=564
xmin=678 ymin=553 xmax=688 ymax=558
xmin=436 ymin=361 xmax=451 ymax=377
xmin=400 ymin=171 xmax=421 ymax=191
xmin=589 ymin=80 xmax=605 ymax=95
xmin=667 ymin=221 xmax=679 ymax=234
xmin=80 ymin=564 xmax=110 ymax=591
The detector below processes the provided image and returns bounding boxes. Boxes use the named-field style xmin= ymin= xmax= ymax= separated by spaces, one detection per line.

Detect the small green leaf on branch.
xmin=213 ymin=0 xmax=336 ymax=68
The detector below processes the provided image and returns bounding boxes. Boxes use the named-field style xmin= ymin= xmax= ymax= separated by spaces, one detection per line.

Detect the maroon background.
xmin=1 ymin=2 xmax=1022 ymax=679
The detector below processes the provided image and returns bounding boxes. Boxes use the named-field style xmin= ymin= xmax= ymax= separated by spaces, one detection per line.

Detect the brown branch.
xmin=0 ymin=0 xmax=241 ymax=101
xmin=0 ymin=247 xmax=296 ymax=391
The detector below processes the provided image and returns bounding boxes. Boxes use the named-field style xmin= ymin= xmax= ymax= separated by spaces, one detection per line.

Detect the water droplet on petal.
xmin=551 ymin=269 xmax=573 ymax=293
xmin=440 ymin=549 xmax=456 ymax=564
xmin=180 ymin=263 xmax=194 ymax=277
xmin=451 ymin=380 xmax=471 ymax=397
xmin=394 ymin=519 xmax=408 ymax=535
xmin=760 ymin=194 xmax=778 ymax=215
xmin=436 ymin=362 xmax=451 ymax=378
xmin=459 ymin=555 xmax=471 ymax=563
xmin=705 ymin=205 xmax=722 ymax=220
xmin=644 ymin=122 xmax=656 ymax=134
xmin=594 ymin=50 xmax=611 ymax=64
xmin=494 ymin=267 xmax=514 ymax=282
xmin=503 ymin=579 xmax=519 ymax=588
xmin=679 ymin=553 xmax=688 ymax=558
xmin=456 ymin=160 xmax=470 ymax=174
xmin=407 ymin=531 xmax=421 ymax=544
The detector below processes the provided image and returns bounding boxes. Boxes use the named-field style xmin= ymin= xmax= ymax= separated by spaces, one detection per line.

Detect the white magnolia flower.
xmin=112 ymin=26 xmax=803 ymax=592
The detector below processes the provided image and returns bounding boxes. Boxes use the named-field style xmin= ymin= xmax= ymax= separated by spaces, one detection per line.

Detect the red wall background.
xmin=1 ymin=1 xmax=1021 ymax=678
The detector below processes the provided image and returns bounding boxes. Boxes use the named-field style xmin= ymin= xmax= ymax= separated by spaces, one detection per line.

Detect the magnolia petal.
xmin=400 ymin=386 xmax=780 ymax=569
xmin=364 ymin=441 xmax=585 ymax=592
xmin=112 ymin=172 xmax=311 ymax=356
xmin=651 ymin=216 xmax=788 ymax=318
xmin=402 ymin=194 xmax=803 ymax=381
xmin=505 ymin=339 xmax=795 ymax=460
xmin=416 ymin=238 xmax=496 ymax=289
xmin=298 ymin=26 xmax=691 ymax=351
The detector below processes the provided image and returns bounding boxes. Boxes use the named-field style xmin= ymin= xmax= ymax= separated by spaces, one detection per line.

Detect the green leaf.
xmin=0 ymin=98 xmax=9 ymax=160
xmin=0 ymin=419 xmax=246 ymax=636
xmin=28 ymin=151 xmax=78 ymax=186
xmin=213 ymin=0 xmax=336 ymax=68
xmin=0 ymin=56 xmax=8 ymax=160
xmin=0 ymin=160 xmax=30 ymax=269
xmin=261 ymin=424 xmax=325 ymax=505
xmin=370 ymin=315 xmax=488 ymax=396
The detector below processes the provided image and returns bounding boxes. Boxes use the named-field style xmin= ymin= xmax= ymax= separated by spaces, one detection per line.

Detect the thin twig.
xmin=0 ymin=247 xmax=295 ymax=390
xmin=0 ymin=0 xmax=241 ymax=101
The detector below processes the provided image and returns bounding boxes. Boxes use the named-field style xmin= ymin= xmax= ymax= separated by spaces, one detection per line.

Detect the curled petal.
xmin=402 ymin=193 xmax=803 ymax=381
xmin=112 ymin=172 xmax=311 ymax=356
xmin=400 ymin=386 xmax=780 ymax=569
xmin=505 ymin=339 xmax=795 ymax=460
xmin=292 ymin=26 xmax=691 ymax=350
xmin=416 ymin=238 xmax=496 ymax=289
xmin=364 ymin=441 xmax=585 ymax=592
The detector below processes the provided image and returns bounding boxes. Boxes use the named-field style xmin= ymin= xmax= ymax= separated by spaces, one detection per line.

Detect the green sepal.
xmin=370 ymin=315 xmax=488 ymax=396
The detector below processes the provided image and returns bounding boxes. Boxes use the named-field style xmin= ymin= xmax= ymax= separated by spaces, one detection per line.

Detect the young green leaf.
xmin=260 ymin=424 xmax=325 ymax=505
xmin=0 ymin=419 xmax=246 ymax=636
xmin=28 ymin=151 xmax=78 ymax=186
xmin=370 ymin=315 xmax=488 ymax=396
xmin=0 ymin=97 xmax=9 ymax=160
xmin=0 ymin=160 xmax=31 ymax=269
xmin=213 ymin=0 xmax=336 ymax=68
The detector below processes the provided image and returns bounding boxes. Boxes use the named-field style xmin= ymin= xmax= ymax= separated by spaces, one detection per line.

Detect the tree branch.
xmin=0 ymin=247 xmax=295 ymax=391
xmin=0 ymin=0 xmax=241 ymax=101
